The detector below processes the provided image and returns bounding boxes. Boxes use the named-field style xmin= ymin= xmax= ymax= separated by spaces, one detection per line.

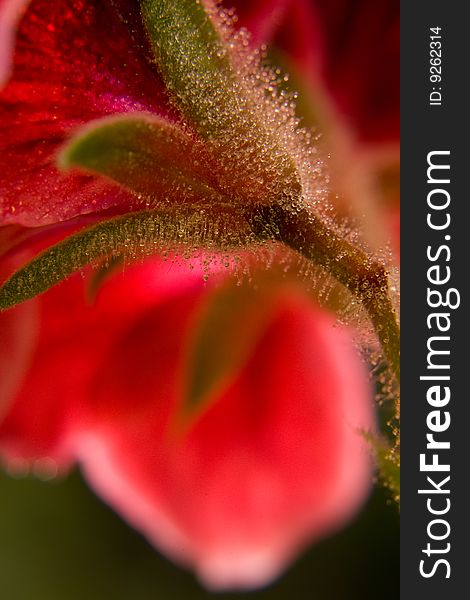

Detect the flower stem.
xmin=251 ymin=205 xmax=400 ymax=382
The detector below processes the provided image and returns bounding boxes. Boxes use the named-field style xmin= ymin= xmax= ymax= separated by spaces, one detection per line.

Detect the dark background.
xmin=0 ymin=472 xmax=398 ymax=600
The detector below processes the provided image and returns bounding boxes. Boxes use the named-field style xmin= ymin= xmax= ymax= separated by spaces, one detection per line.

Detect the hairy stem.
xmin=252 ymin=205 xmax=400 ymax=382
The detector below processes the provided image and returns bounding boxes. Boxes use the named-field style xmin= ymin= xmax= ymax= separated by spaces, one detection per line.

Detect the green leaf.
xmin=59 ymin=113 xmax=223 ymax=207
xmin=0 ymin=209 xmax=252 ymax=311
xmin=181 ymin=279 xmax=283 ymax=421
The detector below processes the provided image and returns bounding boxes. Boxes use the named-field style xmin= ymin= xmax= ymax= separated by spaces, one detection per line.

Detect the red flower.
xmin=0 ymin=258 xmax=373 ymax=589
xmin=0 ymin=0 xmax=386 ymax=590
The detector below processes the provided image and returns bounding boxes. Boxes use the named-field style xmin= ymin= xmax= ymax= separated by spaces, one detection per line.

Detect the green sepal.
xmin=59 ymin=113 xmax=223 ymax=207
xmin=140 ymin=0 xmax=234 ymax=138
xmin=0 ymin=208 xmax=252 ymax=311
xmin=139 ymin=0 xmax=302 ymax=199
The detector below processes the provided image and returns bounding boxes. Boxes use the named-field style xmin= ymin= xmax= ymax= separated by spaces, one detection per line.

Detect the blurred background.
xmin=0 ymin=471 xmax=398 ymax=599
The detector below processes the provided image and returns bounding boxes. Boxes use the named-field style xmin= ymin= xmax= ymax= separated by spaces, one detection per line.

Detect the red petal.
xmin=0 ymin=251 xmax=39 ymax=423
xmin=0 ymin=0 xmax=173 ymax=226
xmin=225 ymin=0 xmax=291 ymax=47
xmin=0 ymin=257 xmax=207 ymax=463
xmin=274 ymin=0 xmax=400 ymax=142
xmin=227 ymin=0 xmax=399 ymax=143
xmin=0 ymin=259 xmax=373 ymax=589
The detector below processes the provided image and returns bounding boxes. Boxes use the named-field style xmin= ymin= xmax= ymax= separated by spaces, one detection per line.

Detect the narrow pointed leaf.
xmin=0 ymin=209 xmax=251 ymax=310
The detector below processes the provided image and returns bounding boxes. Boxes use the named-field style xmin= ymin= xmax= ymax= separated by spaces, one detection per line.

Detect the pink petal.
xmin=80 ymin=284 xmax=372 ymax=588
xmin=0 ymin=257 xmax=373 ymax=589
xmin=0 ymin=257 xmax=207 ymax=462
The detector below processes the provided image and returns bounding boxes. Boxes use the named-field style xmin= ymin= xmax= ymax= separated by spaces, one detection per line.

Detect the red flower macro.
xmin=0 ymin=258 xmax=373 ymax=589
xmin=0 ymin=0 xmax=398 ymax=591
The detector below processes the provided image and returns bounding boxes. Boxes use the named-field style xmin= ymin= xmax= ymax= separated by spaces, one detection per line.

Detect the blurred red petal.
xmin=228 ymin=0 xmax=399 ymax=143
xmin=0 ymin=258 xmax=373 ymax=589
xmin=316 ymin=0 xmax=399 ymax=142
xmin=79 ymin=290 xmax=373 ymax=589
xmin=0 ymin=258 xmax=207 ymax=462
xmin=225 ymin=0 xmax=291 ymax=46
xmin=274 ymin=0 xmax=400 ymax=142
xmin=0 ymin=292 xmax=38 ymax=424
